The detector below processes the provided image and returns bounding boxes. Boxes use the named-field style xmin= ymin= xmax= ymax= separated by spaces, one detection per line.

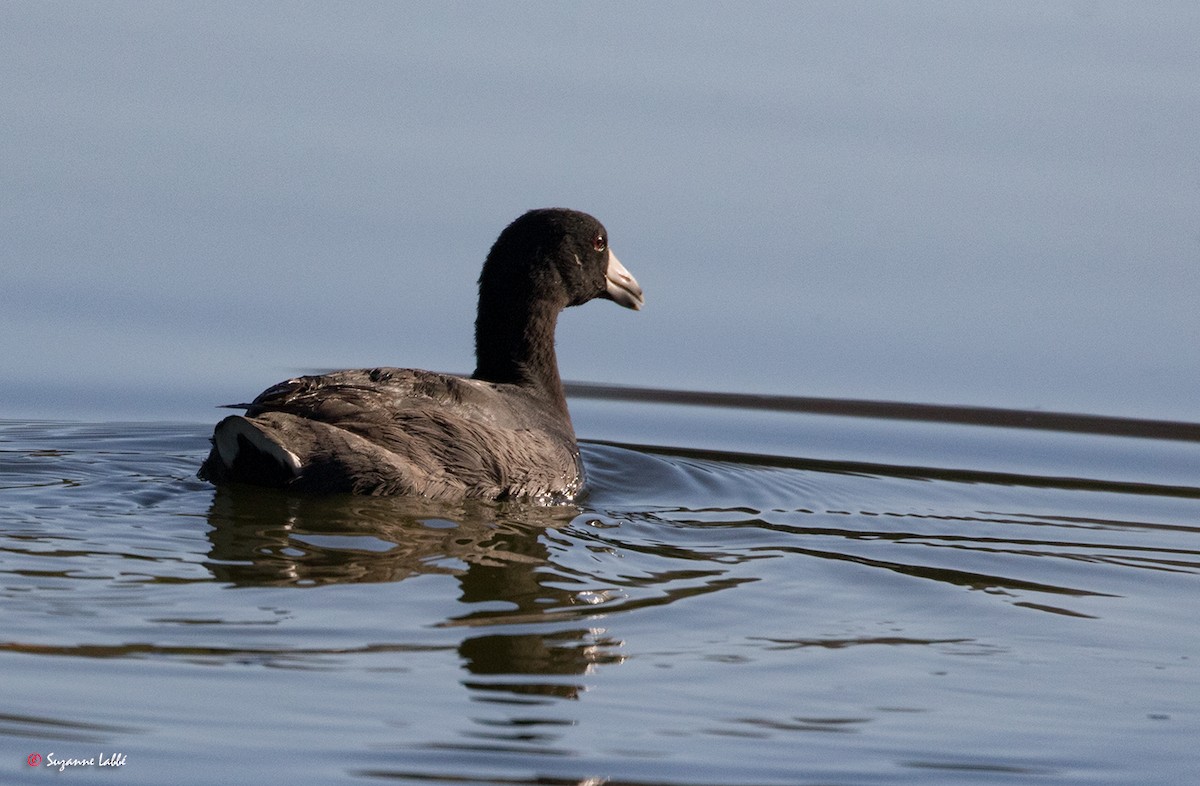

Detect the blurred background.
xmin=3 ymin=2 xmax=1197 ymax=422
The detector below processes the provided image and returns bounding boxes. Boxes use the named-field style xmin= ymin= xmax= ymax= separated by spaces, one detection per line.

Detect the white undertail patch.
xmin=214 ymin=416 xmax=301 ymax=476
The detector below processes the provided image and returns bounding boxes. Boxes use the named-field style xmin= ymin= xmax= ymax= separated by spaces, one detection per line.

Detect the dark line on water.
xmin=564 ymin=381 xmax=1200 ymax=443
xmin=588 ymin=439 xmax=1200 ymax=500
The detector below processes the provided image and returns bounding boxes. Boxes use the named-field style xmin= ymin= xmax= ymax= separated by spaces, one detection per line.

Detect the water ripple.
xmin=2 ymin=416 xmax=1199 ymax=785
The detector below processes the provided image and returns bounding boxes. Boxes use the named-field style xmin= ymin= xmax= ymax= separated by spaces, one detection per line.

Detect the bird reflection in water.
xmin=204 ymin=486 xmax=624 ymax=701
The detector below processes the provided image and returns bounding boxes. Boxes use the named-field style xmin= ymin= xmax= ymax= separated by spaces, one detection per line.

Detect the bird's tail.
xmin=198 ymin=415 xmax=302 ymax=488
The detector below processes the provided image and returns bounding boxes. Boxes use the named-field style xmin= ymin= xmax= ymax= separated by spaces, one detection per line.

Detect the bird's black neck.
xmin=472 ymin=295 xmax=569 ymax=415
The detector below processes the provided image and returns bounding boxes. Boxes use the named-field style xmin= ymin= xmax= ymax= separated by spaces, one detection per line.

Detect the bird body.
xmin=198 ymin=209 xmax=643 ymax=500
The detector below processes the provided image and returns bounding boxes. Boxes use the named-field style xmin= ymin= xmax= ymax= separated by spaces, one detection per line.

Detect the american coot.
xmin=198 ymin=208 xmax=644 ymax=500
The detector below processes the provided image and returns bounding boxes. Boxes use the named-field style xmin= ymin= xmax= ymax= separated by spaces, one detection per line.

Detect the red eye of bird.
xmin=593 ymin=234 xmax=607 ymax=252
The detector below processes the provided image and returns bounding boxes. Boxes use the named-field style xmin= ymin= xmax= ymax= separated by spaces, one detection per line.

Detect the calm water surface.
xmin=3 ymin=8 xmax=1199 ymax=780
xmin=4 ymin=3 xmax=1199 ymax=420
xmin=2 ymin=391 xmax=1198 ymax=785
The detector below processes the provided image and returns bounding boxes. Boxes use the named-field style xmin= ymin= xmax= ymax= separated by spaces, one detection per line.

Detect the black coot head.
xmin=480 ymin=208 xmax=644 ymax=311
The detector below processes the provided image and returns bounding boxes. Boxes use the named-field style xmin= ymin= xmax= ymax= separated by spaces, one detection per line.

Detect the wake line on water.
xmin=564 ymin=381 xmax=1200 ymax=443
xmin=588 ymin=438 xmax=1200 ymax=500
